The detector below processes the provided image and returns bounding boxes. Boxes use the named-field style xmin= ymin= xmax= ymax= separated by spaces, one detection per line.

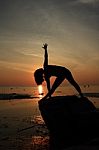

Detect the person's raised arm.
xmin=42 ymin=43 xmax=48 ymax=68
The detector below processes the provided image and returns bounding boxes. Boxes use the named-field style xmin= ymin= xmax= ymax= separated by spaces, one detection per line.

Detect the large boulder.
xmin=39 ymin=96 xmax=99 ymax=149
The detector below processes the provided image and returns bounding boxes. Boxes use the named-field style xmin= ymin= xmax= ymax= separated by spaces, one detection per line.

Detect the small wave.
xmin=83 ymin=93 xmax=99 ymax=98
xmin=0 ymin=93 xmax=38 ymax=100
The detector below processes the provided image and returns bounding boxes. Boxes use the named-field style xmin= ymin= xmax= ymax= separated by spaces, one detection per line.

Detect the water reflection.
xmin=38 ymin=85 xmax=44 ymax=98
xmin=31 ymin=136 xmax=49 ymax=149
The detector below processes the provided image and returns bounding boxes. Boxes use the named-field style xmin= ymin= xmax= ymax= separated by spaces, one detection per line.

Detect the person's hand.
xmin=42 ymin=43 xmax=48 ymax=50
xmin=38 ymin=94 xmax=51 ymax=105
xmin=38 ymin=95 xmax=47 ymax=105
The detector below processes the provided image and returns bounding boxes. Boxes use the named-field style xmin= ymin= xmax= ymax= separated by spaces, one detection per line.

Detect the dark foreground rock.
xmin=39 ymin=95 xmax=99 ymax=149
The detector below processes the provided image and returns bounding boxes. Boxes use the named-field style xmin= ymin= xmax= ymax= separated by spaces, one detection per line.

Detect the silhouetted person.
xmin=34 ymin=43 xmax=83 ymax=99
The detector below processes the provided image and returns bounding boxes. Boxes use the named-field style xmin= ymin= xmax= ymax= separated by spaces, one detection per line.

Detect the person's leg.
xmin=51 ymin=76 xmax=65 ymax=94
xmin=65 ymin=71 xmax=83 ymax=97
xmin=44 ymin=76 xmax=65 ymax=99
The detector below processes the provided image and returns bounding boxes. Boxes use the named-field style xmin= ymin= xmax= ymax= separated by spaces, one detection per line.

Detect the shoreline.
xmin=0 ymin=92 xmax=99 ymax=100
xmin=0 ymin=93 xmax=39 ymax=100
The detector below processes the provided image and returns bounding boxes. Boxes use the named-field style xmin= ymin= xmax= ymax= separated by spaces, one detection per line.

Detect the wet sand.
xmin=0 ymin=96 xmax=99 ymax=150
xmin=0 ymin=98 xmax=49 ymax=150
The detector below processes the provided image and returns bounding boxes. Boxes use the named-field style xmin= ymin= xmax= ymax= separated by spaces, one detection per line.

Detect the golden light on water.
xmin=38 ymin=85 xmax=43 ymax=95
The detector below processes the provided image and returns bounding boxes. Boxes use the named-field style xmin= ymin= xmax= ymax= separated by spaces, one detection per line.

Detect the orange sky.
xmin=0 ymin=0 xmax=99 ymax=86
xmin=0 ymin=59 xmax=99 ymax=86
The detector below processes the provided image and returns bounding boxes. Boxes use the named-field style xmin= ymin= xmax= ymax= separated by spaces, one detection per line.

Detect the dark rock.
xmin=39 ymin=95 xmax=99 ymax=149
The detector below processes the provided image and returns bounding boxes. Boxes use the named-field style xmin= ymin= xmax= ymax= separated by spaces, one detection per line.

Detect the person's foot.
xmin=80 ymin=93 xmax=84 ymax=98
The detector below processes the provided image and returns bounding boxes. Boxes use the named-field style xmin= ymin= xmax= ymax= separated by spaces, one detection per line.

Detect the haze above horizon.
xmin=0 ymin=0 xmax=99 ymax=86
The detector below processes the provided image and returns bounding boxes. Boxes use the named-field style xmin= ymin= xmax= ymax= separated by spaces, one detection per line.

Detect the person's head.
xmin=34 ymin=68 xmax=44 ymax=85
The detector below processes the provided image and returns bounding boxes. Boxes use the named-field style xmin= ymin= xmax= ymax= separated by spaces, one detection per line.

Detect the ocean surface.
xmin=0 ymin=84 xmax=99 ymax=107
xmin=0 ymin=85 xmax=99 ymax=149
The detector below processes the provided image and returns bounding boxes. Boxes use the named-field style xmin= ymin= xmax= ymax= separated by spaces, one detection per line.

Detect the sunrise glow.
xmin=0 ymin=0 xmax=99 ymax=86
xmin=38 ymin=85 xmax=43 ymax=95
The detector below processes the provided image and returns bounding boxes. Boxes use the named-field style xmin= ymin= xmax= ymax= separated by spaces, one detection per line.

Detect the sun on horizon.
xmin=38 ymin=85 xmax=43 ymax=95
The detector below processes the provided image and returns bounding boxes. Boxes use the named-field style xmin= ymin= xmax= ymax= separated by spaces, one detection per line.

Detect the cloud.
xmin=17 ymin=50 xmax=42 ymax=58
xmin=78 ymin=0 xmax=99 ymax=4
xmin=0 ymin=60 xmax=32 ymax=73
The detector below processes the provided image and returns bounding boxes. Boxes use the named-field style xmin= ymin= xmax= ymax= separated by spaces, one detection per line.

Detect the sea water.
xmin=0 ymin=84 xmax=99 ymax=107
xmin=0 ymin=85 xmax=99 ymax=149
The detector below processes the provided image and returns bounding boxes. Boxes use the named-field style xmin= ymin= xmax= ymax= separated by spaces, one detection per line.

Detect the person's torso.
xmin=44 ymin=65 xmax=67 ymax=79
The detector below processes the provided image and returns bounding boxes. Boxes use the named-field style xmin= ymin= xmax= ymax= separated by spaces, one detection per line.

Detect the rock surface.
xmin=39 ymin=95 xmax=99 ymax=149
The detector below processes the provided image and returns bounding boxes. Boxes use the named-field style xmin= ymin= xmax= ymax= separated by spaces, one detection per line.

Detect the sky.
xmin=0 ymin=0 xmax=99 ymax=86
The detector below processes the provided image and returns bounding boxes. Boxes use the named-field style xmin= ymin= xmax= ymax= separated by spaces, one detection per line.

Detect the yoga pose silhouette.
xmin=34 ymin=43 xmax=83 ymax=99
